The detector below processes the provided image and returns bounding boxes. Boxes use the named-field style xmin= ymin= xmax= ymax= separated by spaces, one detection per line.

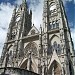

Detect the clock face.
xmin=50 ymin=5 xmax=56 ymax=11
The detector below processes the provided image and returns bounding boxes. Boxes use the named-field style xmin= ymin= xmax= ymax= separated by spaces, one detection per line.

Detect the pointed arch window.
xmin=51 ymin=41 xmax=62 ymax=55
xmin=56 ymin=20 xmax=59 ymax=28
xmin=11 ymin=29 xmax=17 ymax=39
xmin=8 ymin=46 xmax=13 ymax=57
xmin=8 ymin=46 xmax=14 ymax=66
xmin=52 ymin=21 xmax=56 ymax=29
xmin=9 ymin=50 xmax=12 ymax=56
xmin=53 ymin=41 xmax=58 ymax=50
xmin=57 ymin=44 xmax=62 ymax=55
xmin=49 ymin=22 xmax=52 ymax=29
xmin=49 ymin=20 xmax=59 ymax=30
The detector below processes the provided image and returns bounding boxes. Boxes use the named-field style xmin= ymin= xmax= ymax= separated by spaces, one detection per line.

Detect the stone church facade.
xmin=0 ymin=0 xmax=75 ymax=75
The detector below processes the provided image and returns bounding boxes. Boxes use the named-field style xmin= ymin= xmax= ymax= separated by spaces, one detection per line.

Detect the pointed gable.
xmin=28 ymin=25 xmax=39 ymax=36
xmin=48 ymin=50 xmax=61 ymax=69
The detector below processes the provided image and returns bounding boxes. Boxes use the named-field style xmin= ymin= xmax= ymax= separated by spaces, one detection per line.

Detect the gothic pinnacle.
xmin=11 ymin=6 xmax=16 ymax=19
xmin=22 ymin=0 xmax=26 ymax=3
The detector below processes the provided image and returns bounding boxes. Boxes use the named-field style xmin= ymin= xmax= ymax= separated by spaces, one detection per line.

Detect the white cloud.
xmin=0 ymin=3 xmax=14 ymax=56
xmin=71 ymin=29 xmax=75 ymax=49
xmin=0 ymin=3 xmax=14 ymax=28
xmin=31 ymin=0 xmax=44 ymax=29
xmin=14 ymin=0 xmax=22 ymax=5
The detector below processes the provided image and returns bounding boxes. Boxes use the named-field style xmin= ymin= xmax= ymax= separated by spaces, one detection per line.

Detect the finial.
xmin=33 ymin=24 xmax=34 ymax=26
xmin=22 ymin=0 xmax=26 ymax=3
xmin=40 ymin=24 xmax=42 ymax=30
xmin=30 ymin=10 xmax=32 ymax=15
xmin=40 ymin=24 xmax=42 ymax=28
xmin=12 ymin=6 xmax=16 ymax=16
xmin=40 ymin=24 xmax=42 ymax=34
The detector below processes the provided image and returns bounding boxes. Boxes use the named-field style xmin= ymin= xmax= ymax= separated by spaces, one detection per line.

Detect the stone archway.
xmin=20 ymin=42 xmax=38 ymax=73
xmin=48 ymin=60 xmax=61 ymax=75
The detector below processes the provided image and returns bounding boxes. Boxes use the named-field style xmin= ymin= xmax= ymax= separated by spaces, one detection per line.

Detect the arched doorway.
xmin=48 ymin=60 xmax=61 ymax=75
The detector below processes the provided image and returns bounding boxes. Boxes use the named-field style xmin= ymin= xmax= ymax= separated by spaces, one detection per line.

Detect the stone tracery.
xmin=24 ymin=42 xmax=38 ymax=57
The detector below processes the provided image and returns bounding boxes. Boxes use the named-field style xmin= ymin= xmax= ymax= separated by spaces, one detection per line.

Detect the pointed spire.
xmin=39 ymin=24 xmax=42 ymax=34
xmin=22 ymin=0 xmax=26 ymax=4
xmin=12 ymin=6 xmax=17 ymax=17
xmin=30 ymin=10 xmax=32 ymax=15
xmin=22 ymin=0 xmax=27 ymax=8
xmin=33 ymin=24 xmax=34 ymax=26
xmin=40 ymin=24 xmax=42 ymax=29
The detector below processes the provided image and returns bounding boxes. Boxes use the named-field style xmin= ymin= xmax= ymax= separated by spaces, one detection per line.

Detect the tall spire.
xmin=22 ymin=0 xmax=27 ymax=8
xmin=22 ymin=0 xmax=26 ymax=3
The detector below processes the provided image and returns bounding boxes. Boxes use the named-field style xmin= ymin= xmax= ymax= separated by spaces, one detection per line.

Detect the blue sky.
xmin=0 ymin=0 xmax=75 ymax=56
xmin=65 ymin=0 xmax=75 ymax=28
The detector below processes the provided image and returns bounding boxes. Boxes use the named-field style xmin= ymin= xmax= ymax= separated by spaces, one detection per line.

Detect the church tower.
xmin=0 ymin=0 xmax=32 ymax=67
xmin=42 ymin=0 xmax=75 ymax=75
xmin=0 ymin=0 xmax=75 ymax=75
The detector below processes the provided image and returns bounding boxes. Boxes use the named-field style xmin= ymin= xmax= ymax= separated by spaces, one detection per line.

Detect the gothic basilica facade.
xmin=0 ymin=0 xmax=75 ymax=75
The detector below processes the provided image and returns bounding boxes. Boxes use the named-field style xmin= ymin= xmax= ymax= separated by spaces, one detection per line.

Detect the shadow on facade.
xmin=0 ymin=67 xmax=39 ymax=75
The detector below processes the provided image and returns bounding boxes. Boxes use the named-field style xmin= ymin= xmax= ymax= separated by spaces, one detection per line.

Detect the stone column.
xmin=42 ymin=58 xmax=46 ymax=75
xmin=27 ymin=50 xmax=32 ymax=71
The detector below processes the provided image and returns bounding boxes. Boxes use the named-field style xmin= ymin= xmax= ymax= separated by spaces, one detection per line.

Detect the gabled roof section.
xmin=48 ymin=50 xmax=61 ymax=69
xmin=28 ymin=24 xmax=39 ymax=36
